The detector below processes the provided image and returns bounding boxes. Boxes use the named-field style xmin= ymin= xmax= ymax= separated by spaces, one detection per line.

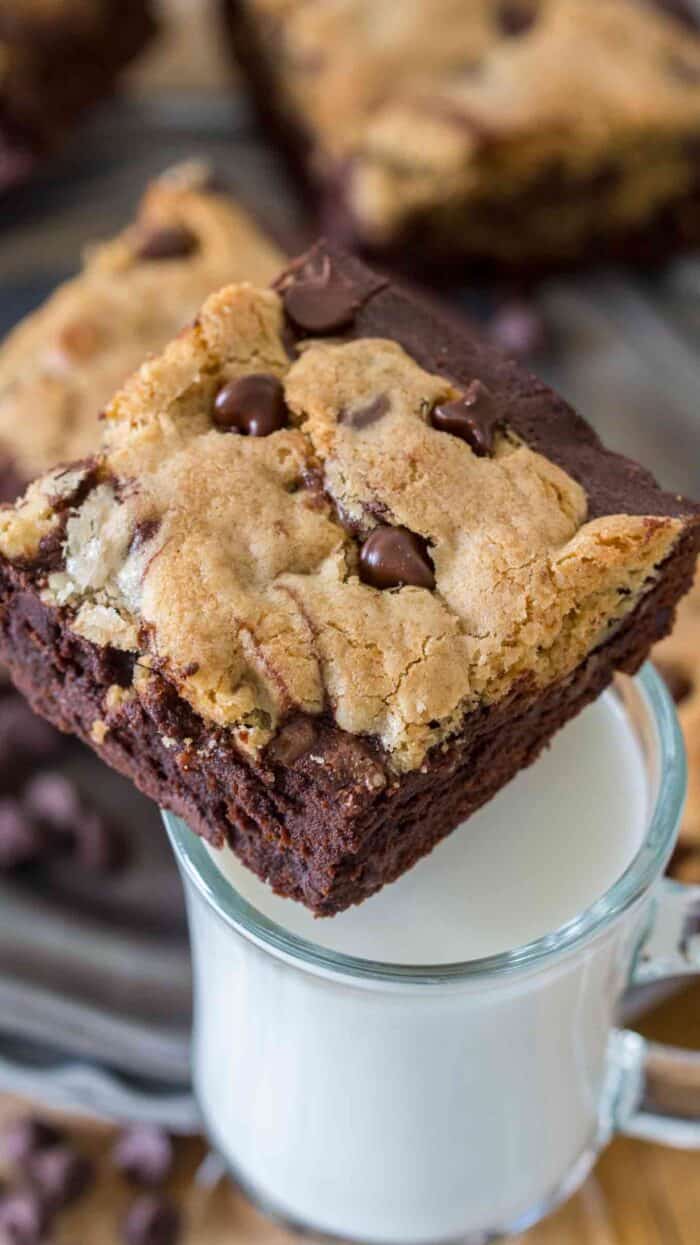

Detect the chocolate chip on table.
xmin=24 ymin=771 xmax=81 ymax=832
xmin=283 ymin=255 xmax=360 ymax=334
xmin=122 ymin=1194 xmax=182 ymax=1245
xmin=136 ymin=225 xmax=198 ymax=261
xmin=430 ymin=380 xmax=499 ymax=455
xmin=0 ymin=800 xmax=41 ymax=871
xmin=1 ymin=1118 xmax=63 ymax=1167
xmin=488 ymin=300 xmax=546 ymax=359
xmin=0 ymin=1189 xmax=50 ymax=1245
xmin=655 ymin=659 xmax=693 ymax=706
xmin=27 ymin=1145 xmax=94 ymax=1212
xmin=24 ymin=772 xmax=125 ymax=873
xmin=112 ymin=1126 xmax=174 ymax=1188
xmin=359 ymin=526 xmax=436 ymax=591
xmin=213 ymin=374 xmax=288 ymax=436
xmin=497 ymin=2 xmax=538 ymax=36
xmin=66 ymin=808 xmax=126 ymax=874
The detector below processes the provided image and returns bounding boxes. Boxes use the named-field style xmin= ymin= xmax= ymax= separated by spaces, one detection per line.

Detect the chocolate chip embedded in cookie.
xmin=282 ymin=254 xmax=363 ymax=333
xmin=359 ymin=526 xmax=436 ymax=590
xmin=213 ymin=374 xmax=289 ymax=436
xmin=430 ymin=381 xmax=500 ymax=455
xmin=136 ymin=225 xmax=199 ymax=262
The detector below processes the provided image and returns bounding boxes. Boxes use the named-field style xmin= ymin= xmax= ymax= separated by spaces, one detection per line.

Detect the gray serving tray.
xmin=0 ymin=91 xmax=698 ymax=1130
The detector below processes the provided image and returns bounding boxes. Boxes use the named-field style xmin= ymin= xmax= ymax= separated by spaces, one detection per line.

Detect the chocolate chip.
xmin=24 ymin=772 xmax=80 ymax=832
xmin=497 ymin=2 xmax=538 ymax=36
xmin=655 ymin=659 xmax=693 ymax=706
xmin=213 ymin=374 xmax=288 ymax=436
xmin=0 ymin=1190 xmax=50 ymax=1245
xmin=283 ymin=255 xmax=360 ymax=333
xmin=339 ymin=394 xmax=390 ymax=429
xmin=122 ymin=1195 xmax=182 ymax=1245
xmin=359 ymin=526 xmax=435 ymax=591
xmin=27 ymin=1145 xmax=94 ymax=1212
xmin=136 ymin=226 xmax=198 ymax=261
xmin=488 ymin=300 xmax=546 ymax=359
xmin=112 ymin=1126 xmax=174 ymax=1188
xmin=2 ymin=1119 xmax=63 ymax=1168
xmin=0 ymin=800 xmax=41 ymax=870
xmin=431 ymin=380 xmax=500 ymax=455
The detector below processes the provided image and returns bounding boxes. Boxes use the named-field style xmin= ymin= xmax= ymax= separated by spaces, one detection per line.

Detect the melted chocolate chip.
xmin=213 ymin=374 xmax=288 ymax=436
xmin=339 ymin=394 xmax=390 ymax=429
xmin=122 ymin=1195 xmax=181 ymax=1245
xmin=497 ymin=2 xmax=538 ymax=36
xmin=655 ymin=659 xmax=693 ymax=706
xmin=359 ymin=526 xmax=435 ymax=591
xmin=136 ymin=225 xmax=198 ymax=261
xmin=431 ymin=380 xmax=500 ymax=456
xmin=283 ymin=255 xmax=360 ymax=334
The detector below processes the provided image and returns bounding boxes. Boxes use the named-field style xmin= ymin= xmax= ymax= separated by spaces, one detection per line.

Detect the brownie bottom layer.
xmin=0 ymin=528 xmax=696 ymax=915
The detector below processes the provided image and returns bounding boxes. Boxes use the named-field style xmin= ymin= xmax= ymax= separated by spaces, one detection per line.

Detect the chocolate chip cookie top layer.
xmin=0 ymin=243 xmax=695 ymax=773
xmin=237 ymin=0 xmax=700 ymax=249
xmin=0 ymin=162 xmax=284 ymax=489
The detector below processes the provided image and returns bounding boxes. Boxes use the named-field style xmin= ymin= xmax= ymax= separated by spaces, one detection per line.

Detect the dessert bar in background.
xmin=0 ymin=162 xmax=284 ymax=501
xmin=0 ymin=243 xmax=696 ymax=915
xmin=0 ymin=0 xmax=158 ymax=193
xmin=223 ymin=0 xmax=700 ymax=274
xmin=654 ymin=568 xmax=700 ymax=881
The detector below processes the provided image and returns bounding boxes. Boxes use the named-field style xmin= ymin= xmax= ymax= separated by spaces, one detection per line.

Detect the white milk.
xmin=186 ymin=691 xmax=651 ymax=1243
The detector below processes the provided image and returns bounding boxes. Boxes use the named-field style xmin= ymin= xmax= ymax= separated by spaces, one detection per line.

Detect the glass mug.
xmin=164 ymin=665 xmax=700 ymax=1245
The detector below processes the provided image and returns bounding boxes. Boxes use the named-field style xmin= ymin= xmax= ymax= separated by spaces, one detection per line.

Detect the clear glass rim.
xmin=163 ymin=663 xmax=686 ymax=985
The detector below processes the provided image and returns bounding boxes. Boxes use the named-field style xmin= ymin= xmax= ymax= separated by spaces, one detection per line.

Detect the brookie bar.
xmin=222 ymin=0 xmax=700 ymax=274
xmin=0 ymin=243 xmax=696 ymax=914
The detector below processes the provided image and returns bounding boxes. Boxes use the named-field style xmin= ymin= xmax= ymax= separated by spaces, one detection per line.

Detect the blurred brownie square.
xmin=223 ymin=0 xmax=700 ymax=274
xmin=0 ymin=242 xmax=696 ymax=914
xmin=0 ymin=0 xmax=156 ymax=192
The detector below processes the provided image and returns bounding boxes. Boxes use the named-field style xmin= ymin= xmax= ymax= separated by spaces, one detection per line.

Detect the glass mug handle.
xmin=612 ymin=878 xmax=700 ymax=1148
